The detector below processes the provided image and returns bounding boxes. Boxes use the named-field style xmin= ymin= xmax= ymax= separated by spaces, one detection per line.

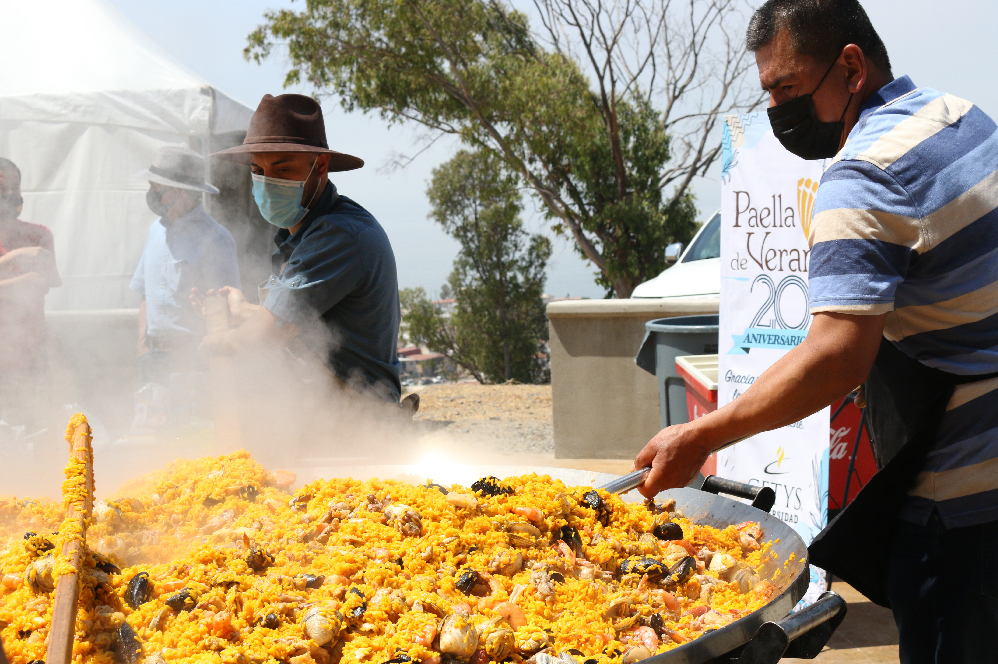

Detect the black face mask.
xmin=146 ymin=188 xmax=170 ymax=217
xmin=0 ymin=192 xmax=22 ymax=220
xmin=768 ymin=60 xmax=853 ymax=160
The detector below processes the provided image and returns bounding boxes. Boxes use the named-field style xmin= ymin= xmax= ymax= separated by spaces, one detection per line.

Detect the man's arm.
xmin=634 ymin=311 xmax=886 ymax=496
xmin=199 ymin=304 xmax=300 ymax=355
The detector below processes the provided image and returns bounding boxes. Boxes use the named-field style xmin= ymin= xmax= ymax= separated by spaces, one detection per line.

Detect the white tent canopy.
xmin=0 ymin=0 xmax=254 ymax=310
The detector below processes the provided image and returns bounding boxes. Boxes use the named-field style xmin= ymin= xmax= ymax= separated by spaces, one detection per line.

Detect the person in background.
xmin=202 ymin=94 xmax=405 ymax=407
xmin=0 ymin=157 xmax=61 ymax=431
xmin=129 ymin=147 xmax=240 ymax=428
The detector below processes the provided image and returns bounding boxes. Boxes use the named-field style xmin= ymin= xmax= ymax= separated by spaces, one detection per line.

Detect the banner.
xmin=716 ymin=113 xmax=830 ymax=608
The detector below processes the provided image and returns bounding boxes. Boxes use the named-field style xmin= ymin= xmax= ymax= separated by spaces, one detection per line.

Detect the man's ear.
xmin=841 ymin=44 xmax=867 ymax=94
xmin=317 ymin=154 xmax=331 ymax=173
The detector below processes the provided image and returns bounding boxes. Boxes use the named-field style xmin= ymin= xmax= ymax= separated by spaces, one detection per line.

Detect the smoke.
xmin=0 ymin=146 xmax=431 ymax=503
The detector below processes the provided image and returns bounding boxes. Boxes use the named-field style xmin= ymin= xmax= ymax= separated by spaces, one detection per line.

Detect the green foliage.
xmin=401 ymin=150 xmax=550 ymax=384
xmin=246 ymin=0 xmax=700 ymax=297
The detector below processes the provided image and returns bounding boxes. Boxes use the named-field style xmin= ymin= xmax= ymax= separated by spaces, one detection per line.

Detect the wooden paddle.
xmin=45 ymin=415 xmax=95 ymax=664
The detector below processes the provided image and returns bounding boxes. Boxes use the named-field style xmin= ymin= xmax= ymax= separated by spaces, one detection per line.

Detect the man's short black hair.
xmin=747 ymin=0 xmax=891 ymax=74
xmin=0 ymin=157 xmax=20 ymax=184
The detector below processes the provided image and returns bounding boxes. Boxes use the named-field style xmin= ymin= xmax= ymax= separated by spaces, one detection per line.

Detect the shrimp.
xmin=649 ymin=590 xmax=682 ymax=616
xmin=493 ymin=602 xmax=527 ymax=629
xmin=476 ymin=571 xmax=505 ymax=611
xmin=452 ymin=601 xmax=472 ymax=616
xmin=414 ymin=620 xmax=438 ymax=646
xmin=556 ymin=541 xmax=576 ymax=567
xmin=513 ymin=506 xmax=543 ymax=523
xmin=629 ymin=626 xmax=660 ymax=650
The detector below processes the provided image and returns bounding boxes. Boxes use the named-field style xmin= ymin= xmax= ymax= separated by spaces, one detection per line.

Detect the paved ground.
xmin=412 ymin=383 xmax=900 ymax=664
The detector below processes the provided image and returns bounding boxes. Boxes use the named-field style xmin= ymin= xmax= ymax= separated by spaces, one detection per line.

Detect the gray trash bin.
xmin=634 ymin=315 xmax=719 ymax=429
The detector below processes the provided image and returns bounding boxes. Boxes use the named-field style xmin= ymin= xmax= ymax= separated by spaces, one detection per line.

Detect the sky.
xmin=107 ymin=0 xmax=998 ymax=299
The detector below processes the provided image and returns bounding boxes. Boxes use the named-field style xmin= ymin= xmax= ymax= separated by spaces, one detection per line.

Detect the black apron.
xmin=809 ymin=339 xmax=998 ymax=607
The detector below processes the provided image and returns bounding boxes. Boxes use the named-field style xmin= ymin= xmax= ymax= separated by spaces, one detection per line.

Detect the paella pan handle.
xmin=732 ymin=591 xmax=847 ymax=663
xmin=700 ymin=475 xmax=776 ymax=513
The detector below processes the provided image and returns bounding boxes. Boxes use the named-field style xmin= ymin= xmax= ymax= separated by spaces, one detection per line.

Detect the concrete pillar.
xmin=547 ymin=297 xmax=719 ymax=460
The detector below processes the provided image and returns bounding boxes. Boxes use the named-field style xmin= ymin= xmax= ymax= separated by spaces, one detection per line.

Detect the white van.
xmin=631 ymin=210 xmax=720 ymax=299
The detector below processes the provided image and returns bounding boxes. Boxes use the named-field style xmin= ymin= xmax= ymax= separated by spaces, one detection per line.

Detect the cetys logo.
xmin=797 ymin=178 xmax=819 ymax=242
xmin=763 ymin=446 xmax=790 ymax=475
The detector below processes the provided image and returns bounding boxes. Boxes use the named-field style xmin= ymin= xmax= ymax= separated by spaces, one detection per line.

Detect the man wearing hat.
xmin=205 ymin=94 xmax=402 ymax=403
xmin=130 ymin=146 xmax=240 ymax=391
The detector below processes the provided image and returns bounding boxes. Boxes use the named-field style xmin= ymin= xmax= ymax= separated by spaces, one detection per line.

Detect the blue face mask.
xmin=252 ymin=158 xmax=320 ymax=228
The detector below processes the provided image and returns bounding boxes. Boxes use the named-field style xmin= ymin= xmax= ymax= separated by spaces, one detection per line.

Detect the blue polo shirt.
xmin=809 ymin=76 xmax=998 ymax=527
xmin=263 ymin=182 xmax=402 ymax=402
xmin=130 ymin=204 xmax=241 ymax=340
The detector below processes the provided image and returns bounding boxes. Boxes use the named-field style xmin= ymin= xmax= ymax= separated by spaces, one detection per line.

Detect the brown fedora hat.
xmin=211 ymin=94 xmax=364 ymax=172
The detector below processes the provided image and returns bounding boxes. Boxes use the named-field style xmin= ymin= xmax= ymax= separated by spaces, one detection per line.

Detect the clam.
xmin=526 ymin=655 xmax=560 ymax=664
xmin=143 ymin=652 xmax=167 ymax=664
xmin=24 ymin=555 xmax=54 ymax=593
xmin=93 ymin=500 xmax=123 ymax=526
xmin=439 ymin=614 xmax=479 ymax=658
xmin=529 ymin=567 xmax=556 ymax=600
xmin=708 ymin=552 xmax=737 ymax=578
xmin=730 ymin=567 xmax=760 ymax=594
xmin=384 ymin=504 xmax=423 ymax=537
xmin=446 ymin=493 xmax=479 ymax=511
xmin=487 ymin=548 xmax=523 ymax=576
xmin=507 ymin=522 xmax=542 ymax=548
xmin=622 ymin=646 xmax=651 ymax=664
xmin=302 ymin=606 xmax=342 ymax=646
xmin=481 ymin=622 xmax=515 ymax=661
xmin=603 ymin=595 xmax=631 ymax=621
xmin=516 ymin=630 xmax=549 ymax=656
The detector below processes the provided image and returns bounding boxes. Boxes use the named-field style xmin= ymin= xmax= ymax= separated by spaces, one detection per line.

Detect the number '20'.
xmin=748 ymin=274 xmax=809 ymax=330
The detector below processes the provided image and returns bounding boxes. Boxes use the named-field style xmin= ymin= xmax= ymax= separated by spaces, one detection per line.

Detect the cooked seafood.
xmin=0 ymin=451 xmax=777 ymax=664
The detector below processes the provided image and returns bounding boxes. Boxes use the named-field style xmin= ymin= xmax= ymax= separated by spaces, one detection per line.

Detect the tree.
xmin=246 ymin=0 xmax=760 ymax=297
xmin=401 ymin=150 xmax=551 ymax=384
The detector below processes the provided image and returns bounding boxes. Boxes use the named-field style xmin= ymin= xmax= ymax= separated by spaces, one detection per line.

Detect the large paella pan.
xmin=0 ymin=450 xmax=843 ymax=664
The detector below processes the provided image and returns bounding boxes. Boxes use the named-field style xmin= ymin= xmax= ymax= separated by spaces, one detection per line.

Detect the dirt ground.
xmin=411 ymin=382 xmax=555 ymax=456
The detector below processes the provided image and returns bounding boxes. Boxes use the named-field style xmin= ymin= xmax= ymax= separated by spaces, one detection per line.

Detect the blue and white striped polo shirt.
xmin=809 ymin=75 xmax=998 ymax=528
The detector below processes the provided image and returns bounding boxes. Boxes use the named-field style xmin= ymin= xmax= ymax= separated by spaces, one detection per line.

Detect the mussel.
xmin=201 ymin=496 xmax=223 ymax=508
xmin=293 ymin=573 xmax=325 ymax=590
xmin=258 ymin=613 xmax=281 ymax=629
xmin=559 ymin=526 xmax=584 ymax=557
xmin=455 ymin=569 xmax=481 ymax=595
xmin=619 ymin=556 xmax=666 ymax=577
xmin=471 ymin=476 xmax=513 ymax=497
xmin=384 ymin=504 xmax=423 ymax=537
xmin=662 ymin=556 xmax=696 ymax=589
xmin=125 ymin=572 xmax=151 ymax=609
xmin=652 ymin=522 xmax=684 ymax=541
xmin=246 ymin=544 xmax=275 ymax=572
xmin=347 ymin=587 xmax=367 ymax=618
xmin=113 ymin=622 xmax=144 ymax=664
xmin=425 ymin=482 xmax=449 ymax=495
xmin=517 ymin=630 xmax=549 ymax=656
xmin=382 ymin=655 xmax=413 ymax=664
xmin=164 ymin=588 xmax=196 ymax=612
xmin=581 ymin=490 xmax=611 ymax=526
xmin=93 ymin=553 xmax=121 ymax=575
xmin=239 ymin=484 xmax=260 ymax=502
xmin=23 ymin=533 xmax=54 ymax=556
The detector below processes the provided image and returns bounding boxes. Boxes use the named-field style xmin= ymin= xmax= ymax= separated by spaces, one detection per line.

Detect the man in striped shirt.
xmin=633 ymin=0 xmax=998 ymax=660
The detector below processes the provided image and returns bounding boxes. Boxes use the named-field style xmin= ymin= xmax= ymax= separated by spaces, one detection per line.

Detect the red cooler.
xmin=675 ymin=355 xmax=719 ymax=476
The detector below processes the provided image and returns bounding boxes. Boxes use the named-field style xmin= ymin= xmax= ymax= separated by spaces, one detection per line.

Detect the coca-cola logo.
xmin=829 ymin=426 xmax=852 ymax=460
